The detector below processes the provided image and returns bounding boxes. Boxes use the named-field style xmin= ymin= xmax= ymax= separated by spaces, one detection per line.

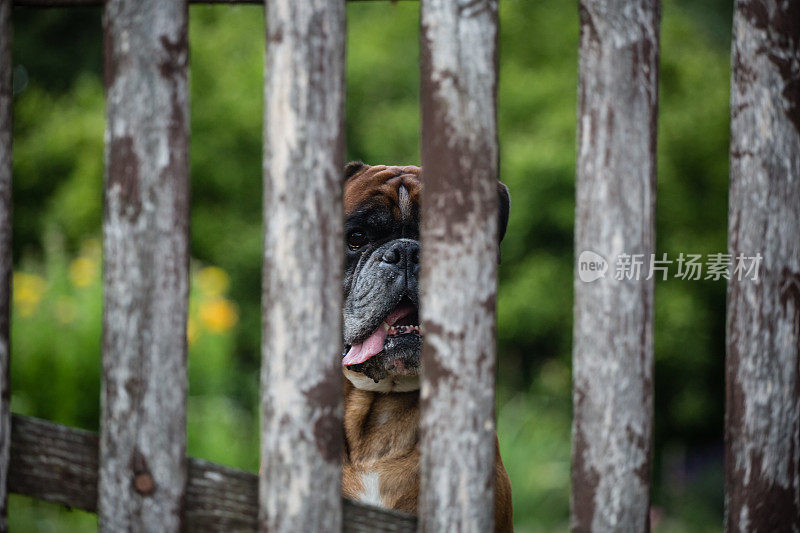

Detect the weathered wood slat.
xmin=726 ymin=2 xmax=800 ymax=531
xmin=14 ymin=0 xmax=262 ymax=5
xmin=8 ymin=414 xmax=416 ymax=532
xmin=185 ymin=458 xmax=259 ymax=531
xmin=9 ymin=415 xmax=100 ymax=513
xmin=342 ymin=500 xmax=417 ymax=533
xmin=100 ymin=0 xmax=190 ymax=530
xmin=418 ymin=1 xmax=500 ymax=531
xmin=0 ymin=1 xmax=11 ymax=530
xmin=13 ymin=0 xmax=411 ymax=7
xmin=260 ymin=1 xmax=345 ymax=532
xmin=571 ymin=1 xmax=660 ymax=531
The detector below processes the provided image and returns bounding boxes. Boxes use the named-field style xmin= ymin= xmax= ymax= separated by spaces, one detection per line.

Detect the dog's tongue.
xmin=342 ymin=326 xmax=387 ymax=366
xmin=342 ymin=305 xmax=414 ymax=366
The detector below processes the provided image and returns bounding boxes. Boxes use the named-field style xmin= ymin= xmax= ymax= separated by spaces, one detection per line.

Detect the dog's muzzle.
xmin=343 ymin=238 xmax=422 ymax=382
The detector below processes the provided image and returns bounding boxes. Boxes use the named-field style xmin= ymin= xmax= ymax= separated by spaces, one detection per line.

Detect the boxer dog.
xmin=340 ymin=162 xmax=513 ymax=531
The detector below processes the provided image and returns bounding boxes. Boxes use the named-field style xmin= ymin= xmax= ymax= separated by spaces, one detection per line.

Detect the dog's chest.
xmin=342 ymin=386 xmax=420 ymax=513
xmin=342 ymin=452 xmax=419 ymax=512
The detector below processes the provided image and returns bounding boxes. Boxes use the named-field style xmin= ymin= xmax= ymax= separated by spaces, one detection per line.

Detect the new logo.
xmin=577 ymin=250 xmax=608 ymax=283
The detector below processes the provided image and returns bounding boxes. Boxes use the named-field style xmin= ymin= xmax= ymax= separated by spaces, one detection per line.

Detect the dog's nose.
xmin=381 ymin=240 xmax=419 ymax=268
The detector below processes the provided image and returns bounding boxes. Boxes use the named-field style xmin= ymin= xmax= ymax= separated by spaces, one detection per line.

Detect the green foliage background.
xmin=8 ymin=1 xmax=733 ymax=531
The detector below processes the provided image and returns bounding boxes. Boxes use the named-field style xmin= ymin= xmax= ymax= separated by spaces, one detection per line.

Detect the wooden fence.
xmin=0 ymin=0 xmax=798 ymax=532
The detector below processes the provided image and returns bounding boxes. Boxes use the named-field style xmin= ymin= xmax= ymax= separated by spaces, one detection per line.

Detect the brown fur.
xmin=341 ymin=163 xmax=513 ymax=530
xmin=344 ymin=164 xmax=422 ymax=217
xmin=342 ymin=379 xmax=513 ymax=531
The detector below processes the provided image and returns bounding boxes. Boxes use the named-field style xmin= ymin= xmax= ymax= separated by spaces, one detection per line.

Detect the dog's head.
xmin=342 ymin=162 xmax=510 ymax=392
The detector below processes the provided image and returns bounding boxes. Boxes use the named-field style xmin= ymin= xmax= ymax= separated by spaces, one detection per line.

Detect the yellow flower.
xmin=69 ymin=257 xmax=98 ymax=288
xmin=196 ymin=266 xmax=230 ymax=297
xmin=199 ymin=298 xmax=238 ymax=333
xmin=187 ymin=317 xmax=199 ymax=346
xmin=13 ymin=272 xmax=47 ymax=317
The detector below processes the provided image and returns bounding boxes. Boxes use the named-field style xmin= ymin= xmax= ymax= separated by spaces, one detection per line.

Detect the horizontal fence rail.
xmin=571 ymin=0 xmax=660 ymax=531
xmin=8 ymin=414 xmax=417 ymax=532
xmin=259 ymin=0 xmax=345 ymax=532
xmin=725 ymin=0 xmax=800 ymax=530
xmin=0 ymin=0 xmax=10 ymax=530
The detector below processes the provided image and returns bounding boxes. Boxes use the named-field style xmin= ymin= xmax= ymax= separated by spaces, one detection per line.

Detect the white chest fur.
xmin=356 ymin=470 xmax=384 ymax=508
xmin=344 ymin=369 xmax=420 ymax=392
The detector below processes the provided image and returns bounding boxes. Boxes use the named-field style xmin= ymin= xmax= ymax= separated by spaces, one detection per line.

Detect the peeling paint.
xmin=571 ymin=1 xmax=659 ymax=531
xmin=418 ymin=1 xmax=499 ymax=532
xmin=259 ymin=1 xmax=345 ymax=532
xmin=726 ymin=3 xmax=800 ymax=529
xmin=98 ymin=1 xmax=189 ymax=531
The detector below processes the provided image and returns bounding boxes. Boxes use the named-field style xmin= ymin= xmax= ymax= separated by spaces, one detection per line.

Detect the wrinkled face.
xmin=342 ymin=163 xmax=424 ymax=392
xmin=341 ymin=162 xmax=510 ymax=393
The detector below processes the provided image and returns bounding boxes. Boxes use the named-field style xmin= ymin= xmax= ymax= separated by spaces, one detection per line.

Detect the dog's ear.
xmin=345 ymin=161 xmax=368 ymax=181
xmin=497 ymin=181 xmax=510 ymax=262
xmin=497 ymin=181 xmax=510 ymax=243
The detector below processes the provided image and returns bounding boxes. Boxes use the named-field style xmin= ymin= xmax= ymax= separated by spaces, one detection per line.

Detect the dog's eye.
xmin=347 ymin=231 xmax=369 ymax=250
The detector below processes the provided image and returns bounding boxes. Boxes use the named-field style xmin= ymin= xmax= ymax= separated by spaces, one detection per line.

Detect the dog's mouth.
xmin=342 ymin=297 xmax=420 ymax=367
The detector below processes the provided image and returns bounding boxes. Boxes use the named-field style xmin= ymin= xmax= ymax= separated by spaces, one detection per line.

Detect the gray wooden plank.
xmin=14 ymin=0 xmax=260 ymax=5
xmin=100 ymin=0 xmax=190 ymax=530
xmin=13 ymin=0 xmax=413 ymax=7
xmin=571 ymin=1 xmax=660 ymax=531
xmin=9 ymin=415 xmax=100 ymax=513
xmin=0 ymin=1 xmax=11 ymax=529
xmin=259 ymin=1 xmax=346 ymax=532
xmin=725 ymin=1 xmax=800 ymax=531
xmin=8 ymin=414 xmax=416 ymax=532
xmin=418 ymin=1 xmax=500 ymax=531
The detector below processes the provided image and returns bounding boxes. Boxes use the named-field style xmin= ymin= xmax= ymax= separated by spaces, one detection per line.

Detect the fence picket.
xmin=259 ymin=1 xmax=346 ymax=531
xmin=98 ymin=0 xmax=190 ymax=530
xmin=418 ymin=1 xmax=500 ymax=531
xmin=725 ymin=2 xmax=800 ymax=530
xmin=0 ymin=1 xmax=11 ymax=530
xmin=571 ymin=1 xmax=660 ymax=531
